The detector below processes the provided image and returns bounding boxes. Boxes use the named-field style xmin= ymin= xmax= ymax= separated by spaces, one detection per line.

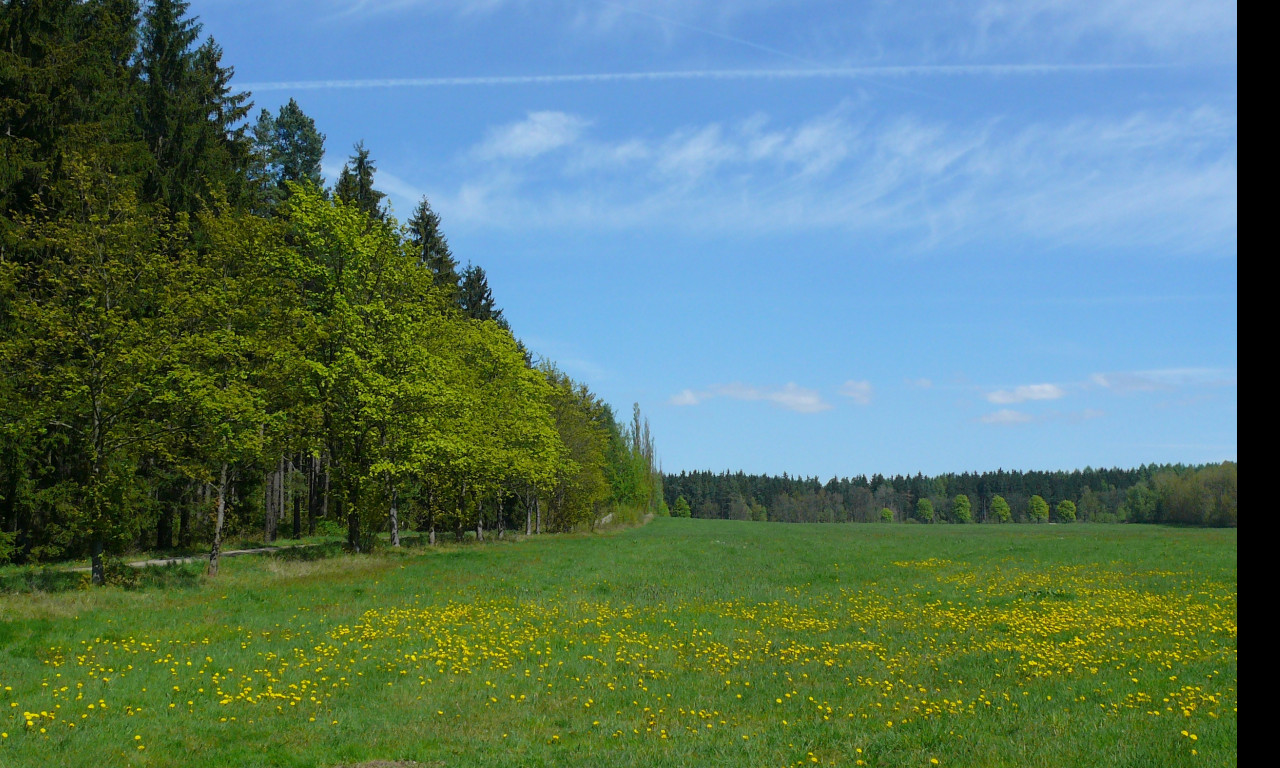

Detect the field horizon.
xmin=1 ymin=519 xmax=1237 ymax=767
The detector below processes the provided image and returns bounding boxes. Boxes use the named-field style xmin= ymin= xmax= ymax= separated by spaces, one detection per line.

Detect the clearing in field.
xmin=0 ymin=519 xmax=1236 ymax=767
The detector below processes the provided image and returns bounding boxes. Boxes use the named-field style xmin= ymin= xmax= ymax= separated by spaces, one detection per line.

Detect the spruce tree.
xmin=137 ymin=0 xmax=249 ymax=212
xmin=459 ymin=264 xmax=506 ymax=326
xmin=251 ymin=98 xmax=325 ymax=207
xmin=0 ymin=0 xmax=143 ymax=231
xmin=333 ymin=140 xmax=385 ymax=219
xmin=407 ymin=197 xmax=460 ymax=298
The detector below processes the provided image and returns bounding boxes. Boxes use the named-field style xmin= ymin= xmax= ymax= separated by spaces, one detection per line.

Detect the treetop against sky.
xmin=195 ymin=0 xmax=1236 ymax=476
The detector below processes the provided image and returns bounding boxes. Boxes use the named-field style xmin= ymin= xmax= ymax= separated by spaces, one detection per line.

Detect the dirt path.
xmin=67 ymin=543 xmax=322 ymax=572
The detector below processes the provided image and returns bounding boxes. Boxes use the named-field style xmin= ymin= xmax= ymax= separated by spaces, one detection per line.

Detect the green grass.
xmin=0 ymin=520 xmax=1237 ymax=767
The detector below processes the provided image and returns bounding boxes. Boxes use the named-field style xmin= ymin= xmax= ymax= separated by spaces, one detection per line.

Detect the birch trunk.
xmin=208 ymin=464 xmax=228 ymax=576
xmin=428 ymin=489 xmax=437 ymax=546
xmin=389 ymin=483 xmax=400 ymax=547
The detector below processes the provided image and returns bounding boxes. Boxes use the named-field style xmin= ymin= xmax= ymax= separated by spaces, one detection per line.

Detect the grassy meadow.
xmin=0 ymin=519 xmax=1236 ymax=767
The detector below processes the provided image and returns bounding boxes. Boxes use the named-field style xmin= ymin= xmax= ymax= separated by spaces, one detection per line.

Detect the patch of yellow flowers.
xmin=2 ymin=559 xmax=1235 ymax=765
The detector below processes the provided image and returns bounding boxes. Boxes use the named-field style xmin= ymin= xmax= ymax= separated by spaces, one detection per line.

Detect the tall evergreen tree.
xmin=1 ymin=0 xmax=143 ymax=233
xmin=136 ymin=0 xmax=248 ymax=212
xmin=407 ymin=196 xmax=459 ymax=298
xmin=459 ymin=263 xmax=506 ymax=326
xmin=251 ymin=97 xmax=324 ymax=206
xmin=333 ymin=140 xmax=385 ymax=220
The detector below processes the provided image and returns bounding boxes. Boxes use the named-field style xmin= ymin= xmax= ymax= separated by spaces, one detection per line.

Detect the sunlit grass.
xmin=0 ymin=520 xmax=1236 ymax=767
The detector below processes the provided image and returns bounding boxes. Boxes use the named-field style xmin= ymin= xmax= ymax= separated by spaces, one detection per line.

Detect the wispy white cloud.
xmin=1090 ymin=367 xmax=1236 ymax=392
xmin=474 ymin=111 xmax=590 ymax=160
xmin=668 ymin=382 xmax=832 ymax=413
xmin=980 ymin=407 xmax=1104 ymax=425
xmin=839 ymin=380 xmax=874 ymax=405
xmin=980 ymin=409 xmax=1034 ymax=425
xmin=975 ymin=0 xmax=1236 ymax=55
xmin=669 ymin=388 xmax=705 ymax=406
xmin=986 ymin=383 xmax=1067 ymax=404
xmin=314 ymin=0 xmax=1233 ymax=60
xmin=428 ymin=103 xmax=1235 ymax=255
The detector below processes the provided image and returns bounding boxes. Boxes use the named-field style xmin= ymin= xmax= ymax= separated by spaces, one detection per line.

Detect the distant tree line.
xmin=665 ymin=462 xmax=1237 ymax=527
xmin=0 ymin=0 xmax=665 ymax=577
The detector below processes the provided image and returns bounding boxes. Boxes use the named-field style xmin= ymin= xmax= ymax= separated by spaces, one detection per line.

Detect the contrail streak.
xmin=242 ymin=64 xmax=1164 ymax=92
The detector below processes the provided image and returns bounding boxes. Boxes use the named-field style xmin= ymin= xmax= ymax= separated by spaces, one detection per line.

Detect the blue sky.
xmin=193 ymin=0 xmax=1237 ymax=477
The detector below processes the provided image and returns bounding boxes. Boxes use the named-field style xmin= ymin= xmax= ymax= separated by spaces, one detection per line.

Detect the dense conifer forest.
xmin=665 ymin=462 xmax=1237 ymax=526
xmin=0 ymin=0 xmax=665 ymax=578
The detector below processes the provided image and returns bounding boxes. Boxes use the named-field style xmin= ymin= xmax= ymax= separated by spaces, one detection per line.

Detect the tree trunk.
xmin=307 ymin=453 xmax=320 ymax=535
xmin=476 ymin=495 xmax=484 ymax=543
xmin=321 ymin=456 xmax=330 ymax=520
xmin=525 ymin=490 xmax=533 ymax=536
xmin=535 ymin=495 xmax=542 ymax=535
xmin=389 ymin=483 xmax=400 ymax=547
xmin=90 ymin=537 xmax=105 ymax=586
xmin=208 ymin=464 xmax=228 ymax=576
xmin=264 ymin=465 xmax=275 ymax=543
xmin=427 ymin=489 xmax=437 ymax=546
xmin=277 ymin=455 xmax=286 ymax=540
xmin=178 ymin=485 xmax=191 ymax=548
xmin=292 ymin=454 xmax=302 ymax=539
xmin=497 ymin=496 xmax=505 ymax=540
xmin=455 ymin=483 xmax=466 ymax=542
xmin=156 ymin=503 xmax=173 ymax=550
xmin=346 ymin=493 xmax=361 ymax=552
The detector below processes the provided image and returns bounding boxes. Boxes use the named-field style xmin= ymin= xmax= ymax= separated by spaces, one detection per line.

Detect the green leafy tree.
xmin=282 ymin=184 xmax=411 ymax=549
xmin=1055 ymin=499 xmax=1077 ymax=523
xmin=915 ymin=498 xmax=935 ymax=523
xmin=952 ymin=494 xmax=972 ymax=523
xmin=1028 ymin=494 xmax=1050 ymax=523
xmin=1 ymin=0 xmax=146 ymax=564
xmin=880 ymin=507 xmax=894 ymax=523
xmin=4 ymin=157 xmax=191 ymax=582
xmin=540 ymin=365 xmax=610 ymax=532
xmin=0 ymin=528 xmax=15 ymax=564
xmin=1122 ymin=482 xmax=1158 ymax=523
xmin=170 ymin=202 xmax=302 ymax=574
xmin=990 ymin=495 xmax=1012 ymax=523
xmin=673 ymin=496 xmax=692 ymax=518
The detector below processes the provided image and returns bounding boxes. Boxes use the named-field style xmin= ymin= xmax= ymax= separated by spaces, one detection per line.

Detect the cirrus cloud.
xmin=474 ymin=111 xmax=591 ymax=160
xmin=986 ymin=383 xmax=1067 ymax=404
xmin=839 ymin=380 xmax=875 ymax=405
xmin=668 ymin=382 xmax=831 ymax=413
xmin=980 ymin=408 xmax=1034 ymax=424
